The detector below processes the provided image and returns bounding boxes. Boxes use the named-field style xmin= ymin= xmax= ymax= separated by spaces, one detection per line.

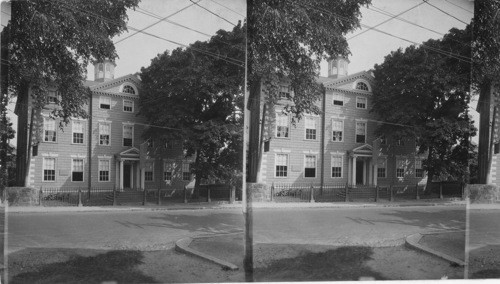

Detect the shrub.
xmin=465 ymin=184 xmax=500 ymax=203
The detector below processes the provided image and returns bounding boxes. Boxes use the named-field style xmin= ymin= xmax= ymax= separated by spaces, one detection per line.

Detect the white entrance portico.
xmin=115 ymin=147 xmax=143 ymax=190
xmin=348 ymin=144 xmax=378 ymax=186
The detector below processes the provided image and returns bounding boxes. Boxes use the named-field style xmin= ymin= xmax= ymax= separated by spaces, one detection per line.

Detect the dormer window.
xmin=356 ymin=82 xmax=369 ymax=91
xmin=278 ymin=86 xmax=291 ymax=100
xmin=47 ymin=91 xmax=58 ymax=104
xmin=123 ymin=85 xmax=135 ymax=94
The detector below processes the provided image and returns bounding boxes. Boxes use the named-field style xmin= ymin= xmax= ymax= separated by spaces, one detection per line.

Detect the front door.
xmin=356 ymin=160 xmax=364 ymax=185
xmin=123 ymin=164 xmax=131 ymax=189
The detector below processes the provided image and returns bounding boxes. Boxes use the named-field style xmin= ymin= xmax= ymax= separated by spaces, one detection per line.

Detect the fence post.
xmin=230 ymin=186 xmax=235 ymax=204
xmin=390 ymin=184 xmax=394 ymax=202
xmin=113 ymin=186 xmax=116 ymax=206
xmin=270 ymin=183 xmax=274 ymax=202
xmin=310 ymin=184 xmax=315 ymax=203
xmin=157 ymin=187 xmax=161 ymax=206
xmin=375 ymin=186 xmax=379 ymax=202
xmin=439 ymin=182 xmax=443 ymax=199
xmin=143 ymin=188 xmax=147 ymax=206
xmin=39 ymin=186 xmax=42 ymax=206
xmin=416 ymin=183 xmax=420 ymax=200
xmin=184 ymin=185 xmax=188 ymax=204
xmin=345 ymin=183 xmax=349 ymax=202
xmin=207 ymin=186 xmax=211 ymax=203
xmin=78 ymin=188 xmax=83 ymax=207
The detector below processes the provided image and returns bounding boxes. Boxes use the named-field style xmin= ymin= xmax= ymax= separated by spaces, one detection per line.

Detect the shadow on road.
xmin=9 ymin=249 xmax=158 ymax=284
xmin=347 ymin=209 xmax=466 ymax=231
xmin=254 ymin=246 xmax=386 ymax=281
xmin=115 ymin=212 xmax=244 ymax=234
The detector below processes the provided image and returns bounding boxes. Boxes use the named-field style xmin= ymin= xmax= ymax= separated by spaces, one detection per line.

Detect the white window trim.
xmin=98 ymin=159 xmax=111 ymax=182
xmin=331 ymin=118 xmax=344 ymax=142
xmin=99 ymin=121 xmax=112 ymax=146
xmin=304 ymin=154 xmax=317 ymax=178
xmin=71 ymin=158 xmax=85 ymax=182
xmin=330 ymin=154 xmax=344 ymax=179
xmin=42 ymin=157 xmax=56 ymax=182
xmin=275 ymin=153 xmax=289 ymax=178
xmin=275 ymin=112 xmax=290 ymax=139
xmin=415 ymin=158 xmax=425 ymax=178
xmin=145 ymin=161 xmax=154 ymax=182
xmin=304 ymin=116 xmax=317 ymax=141
xmin=122 ymin=124 xmax=134 ymax=147
xmin=355 ymin=121 xmax=367 ymax=144
xmin=99 ymin=96 xmax=111 ymax=109
xmin=123 ymin=99 xmax=134 ymax=113
xmin=332 ymin=93 xmax=344 ymax=106
xmin=396 ymin=157 xmax=407 ymax=178
xmin=43 ymin=117 xmax=57 ymax=143
xmin=120 ymin=83 xmax=138 ymax=95
xmin=377 ymin=157 xmax=387 ymax=178
xmin=71 ymin=120 xmax=85 ymax=145
xmin=353 ymin=79 xmax=371 ymax=92
xmin=182 ymin=162 xmax=191 ymax=181
xmin=356 ymin=96 xmax=367 ymax=109
xmin=163 ymin=160 xmax=174 ymax=181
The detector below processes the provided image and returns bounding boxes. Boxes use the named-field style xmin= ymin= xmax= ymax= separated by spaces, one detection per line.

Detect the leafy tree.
xmin=247 ymin=0 xmax=371 ymax=182
xmin=472 ymin=0 xmax=500 ymax=184
xmin=139 ymin=23 xmax=245 ymax=192
xmin=371 ymin=26 xmax=475 ymax=186
xmin=2 ymin=0 xmax=140 ymax=186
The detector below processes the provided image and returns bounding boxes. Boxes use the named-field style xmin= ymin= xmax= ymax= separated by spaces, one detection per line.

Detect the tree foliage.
xmin=248 ymin=0 xmax=371 ymax=118
xmin=371 ymin=26 xmax=475 ymax=183
xmin=139 ymin=23 xmax=245 ymax=187
xmin=3 ymin=0 xmax=139 ymax=123
xmin=472 ymin=0 xmax=500 ymax=183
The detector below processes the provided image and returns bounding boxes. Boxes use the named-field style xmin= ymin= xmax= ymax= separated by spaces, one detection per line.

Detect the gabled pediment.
xmin=119 ymin=147 xmax=140 ymax=157
xmin=89 ymin=74 xmax=141 ymax=93
xmin=323 ymin=71 xmax=374 ymax=90
xmin=353 ymin=144 xmax=373 ymax=153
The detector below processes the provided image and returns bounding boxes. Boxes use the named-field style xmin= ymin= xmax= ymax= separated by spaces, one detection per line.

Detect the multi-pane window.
xmin=356 ymin=97 xmax=367 ymax=109
xmin=43 ymin=118 xmax=57 ymax=142
xmin=123 ymin=85 xmax=135 ymax=94
xmin=72 ymin=159 xmax=84 ymax=182
xmin=305 ymin=117 xmax=317 ymax=140
xmin=47 ymin=91 xmax=58 ymax=104
xmin=166 ymin=140 xmax=174 ymax=150
xmin=123 ymin=100 xmax=133 ymax=112
xmin=99 ymin=122 xmax=111 ymax=146
xmin=380 ymin=135 xmax=387 ymax=145
xmin=72 ymin=120 xmax=84 ymax=144
xmin=377 ymin=158 xmax=387 ymax=178
xmin=99 ymin=160 xmax=110 ymax=182
xmin=182 ymin=163 xmax=191 ymax=181
xmin=276 ymin=113 xmax=289 ymax=138
xmin=123 ymin=125 xmax=133 ymax=146
xmin=331 ymin=156 xmax=343 ymax=178
xmin=396 ymin=159 xmax=406 ymax=178
xmin=355 ymin=122 xmax=366 ymax=143
xmin=396 ymin=138 xmax=404 ymax=146
xmin=332 ymin=119 xmax=343 ymax=142
xmin=279 ymin=85 xmax=291 ymax=100
xmin=275 ymin=154 xmax=288 ymax=177
xmin=415 ymin=160 xmax=424 ymax=178
xmin=163 ymin=161 xmax=174 ymax=181
xmin=495 ymin=143 xmax=500 ymax=154
xmin=304 ymin=155 xmax=316 ymax=178
xmin=145 ymin=162 xmax=154 ymax=181
xmin=100 ymin=96 xmax=111 ymax=109
xmin=333 ymin=93 xmax=344 ymax=106
xmin=356 ymin=82 xmax=369 ymax=91
xmin=43 ymin=158 xmax=56 ymax=181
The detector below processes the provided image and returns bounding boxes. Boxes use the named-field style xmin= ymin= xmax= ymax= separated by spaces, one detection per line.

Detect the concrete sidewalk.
xmin=4 ymin=198 xmax=472 ymax=214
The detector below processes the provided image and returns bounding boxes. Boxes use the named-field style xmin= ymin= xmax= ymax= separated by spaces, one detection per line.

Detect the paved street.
xmin=7 ymin=205 xmax=466 ymax=253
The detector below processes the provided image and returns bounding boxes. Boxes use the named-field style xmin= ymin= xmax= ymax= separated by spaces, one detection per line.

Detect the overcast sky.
xmin=6 ymin=0 xmax=476 ymax=144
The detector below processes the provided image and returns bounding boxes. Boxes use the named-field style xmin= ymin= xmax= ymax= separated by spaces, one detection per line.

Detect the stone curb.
xmin=405 ymin=233 xmax=465 ymax=267
xmin=175 ymin=234 xmax=240 ymax=271
xmin=4 ymin=200 xmax=466 ymax=214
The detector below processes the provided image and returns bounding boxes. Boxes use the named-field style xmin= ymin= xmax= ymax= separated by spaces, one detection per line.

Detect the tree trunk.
xmin=24 ymin=107 xmax=35 ymax=186
xmin=15 ymin=80 xmax=30 ymax=186
xmin=425 ymin=147 xmax=435 ymax=190
xmin=247 ymin=78 xmax=262 ymax=183
xmin=478 ymin=80 xmax=493 ymax=184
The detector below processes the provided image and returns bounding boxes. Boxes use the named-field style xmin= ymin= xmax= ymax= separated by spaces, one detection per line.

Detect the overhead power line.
xmin=133 ymin=7 xmax=244 ymax=51
xmin=296 ymin=2 xmax=471 ymax=64
xmin=189 ymin=0 xmax=236 ymax=26
xmin=207 ymin=0 xmax=245 ymax=18
xmin=348 ymin=1 xmax=425 ymax=41
xmin=444 ymin=0 xmax=473 ymax=14
xmin=57 ymin=2 xmax=244 ymax=68
xmin=114 ymin=0 xmax=202 ymax=45
xmin=423 ymin=0 xmax=469 ymax=25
